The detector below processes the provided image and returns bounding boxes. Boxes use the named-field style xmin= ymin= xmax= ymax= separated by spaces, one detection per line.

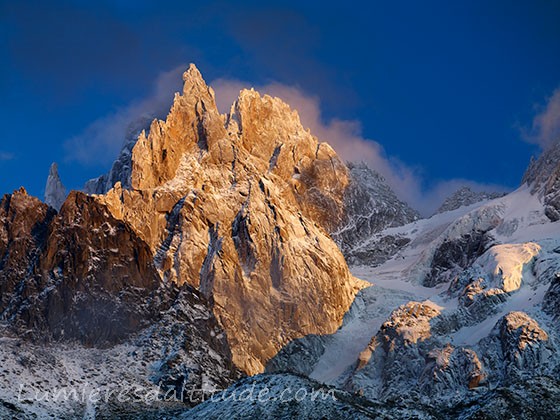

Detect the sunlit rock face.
xmin=93 ymin=64 xmax=366 ymax=374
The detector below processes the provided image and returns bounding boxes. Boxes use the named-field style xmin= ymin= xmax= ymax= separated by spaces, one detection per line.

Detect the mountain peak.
xmin=182 ymin=63 xmax=215 ymax=100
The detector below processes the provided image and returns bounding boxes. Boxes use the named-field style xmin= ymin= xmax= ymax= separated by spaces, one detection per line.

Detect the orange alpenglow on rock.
xmin=93 ymin=64 xmax=368 ymax=374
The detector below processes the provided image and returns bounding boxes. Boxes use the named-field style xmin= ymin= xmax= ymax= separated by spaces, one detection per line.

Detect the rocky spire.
xmin=44 ymin=162 xmax=67 ymax=210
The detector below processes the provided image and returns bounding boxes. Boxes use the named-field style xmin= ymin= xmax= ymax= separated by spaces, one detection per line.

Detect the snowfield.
xmin=310 ymin=185 xmax=560 ymax=387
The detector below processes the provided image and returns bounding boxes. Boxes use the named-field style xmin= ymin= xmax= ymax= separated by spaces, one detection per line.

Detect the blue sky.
xmin=1 ymin=0 xmax=559 ymax=214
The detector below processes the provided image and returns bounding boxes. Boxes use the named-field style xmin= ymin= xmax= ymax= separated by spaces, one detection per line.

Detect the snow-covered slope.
xmin=262 ymin=170 xmax=560 ymax=416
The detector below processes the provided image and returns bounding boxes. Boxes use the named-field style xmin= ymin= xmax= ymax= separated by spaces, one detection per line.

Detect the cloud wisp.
xmin=522 ymin=87 xmax=560 ymax=150
xmin=0 ymin=151 xmax=15 ymax=161
xmin=212 ymin=78 xmax=508 ymax=216
xmin=63 ymin=65 xmax=186 ymax=166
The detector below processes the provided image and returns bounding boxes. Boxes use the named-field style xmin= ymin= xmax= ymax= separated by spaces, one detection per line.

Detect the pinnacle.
xmin=49 ymin=162 xmax=59 ymax=176
xmin=182 ymin=63 xmax=208 ymax=94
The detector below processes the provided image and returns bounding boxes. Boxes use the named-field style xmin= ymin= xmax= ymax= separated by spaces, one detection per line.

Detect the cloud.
xmin=212 ymin=78 xmax=508 ymax=216
xmin=0 ymin=151 xmax=14 ymax=161
xmin=523 ymin=87 xmax=560 ymax=149
xmin=64 ymin=65 xmax=186 ymax=165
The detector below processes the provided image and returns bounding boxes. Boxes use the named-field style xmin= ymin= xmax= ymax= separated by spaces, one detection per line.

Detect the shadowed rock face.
xmin=543 ymin=273 xmax=560 ymax=318
xmin=44 ymin=163 xmax=67 ymax=210
xmin=0 ymin=188 xmax=56 ymax=313
xmin=0 ymin=189 xmax=163 ymax=345
xmin=0 ymin=187 xmax=243 ymax=410
xmin=332 ymin=162 xmax=419 ymax=266
xmin=497 ymin=312 xmax=551 ymax=374
xmin=35 ymin=191 xmax=163 ymax=345
xmin=424 ymin=230 xmax=495 ymax=287
xmin=523 ymin=140 xmax=560 ymax=221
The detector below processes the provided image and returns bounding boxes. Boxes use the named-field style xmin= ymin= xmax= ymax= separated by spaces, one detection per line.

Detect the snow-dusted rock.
xmin=522 ymin=139 xmax=560 ymax=221
xmin=478 ymin=311 xmax=556 ymax=382
xmin=333 ymin=162 xmax=419 ymax=265
xmin=183 ymin=373 xmax=435 ymax=419
xmin=345 ymin=301 xmax=443 ymax=400
xmin=3 ymin=65 xmax=368 ymax=381
xmin=543 ymin=272 xmax=560 ymax=318
xmin=436 ymin=186 xmax=504 ymax=215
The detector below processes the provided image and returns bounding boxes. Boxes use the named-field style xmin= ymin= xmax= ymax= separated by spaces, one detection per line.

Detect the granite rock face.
xmin=333 ymin=162 xmax=418 ymax=265
xmin=93 ymin=64 xmax=365 ymax=374
xmin=0 ymin=188 xmax=56 ymax=314
xmin=344 ymin=303 xmax=558 ymax=409
xmin=1 ymin=188 xmax=162 ymax=344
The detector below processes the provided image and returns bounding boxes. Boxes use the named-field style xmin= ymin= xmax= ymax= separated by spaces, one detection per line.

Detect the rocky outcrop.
xmin=0 ymin=187 xmax=242 ymax=414
xmin=0 ymin=286 xmax=241 ymax=417
xmin=436 ymin=186 xmax=505 ymax=214
xmin=424 ymin=229 xmax=495 ymax=287
xmin=333 ymin=162 xmax=418 ymax=265
xmin=1 ymin=189 xmax=163 ymax=345
xmin=452 ymin=376 xmax=560 ymax=419
xmin=543 ymin=272 xmax=560 ymax=319
xmin=496 ymin=312 xmax=552 ymax=375
xmin=419 ymin=345 xmax=486 ymax=392
xmin=0 ymin=188 xmax=56 ymax=313
xmin=478 ymin=312 xmax=555 ymax=383
xmin=347 ymin=302 xmax=444 ymax=400
xmin=184 ymin=373 xmax=436 ymax=420
xmin=522 ymin=140 xmax=560 ymax=221
xmin=44 ymin=163 xmax=67 ymax=210
xmin=412 ymin=201 xmax=505 ymax=287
